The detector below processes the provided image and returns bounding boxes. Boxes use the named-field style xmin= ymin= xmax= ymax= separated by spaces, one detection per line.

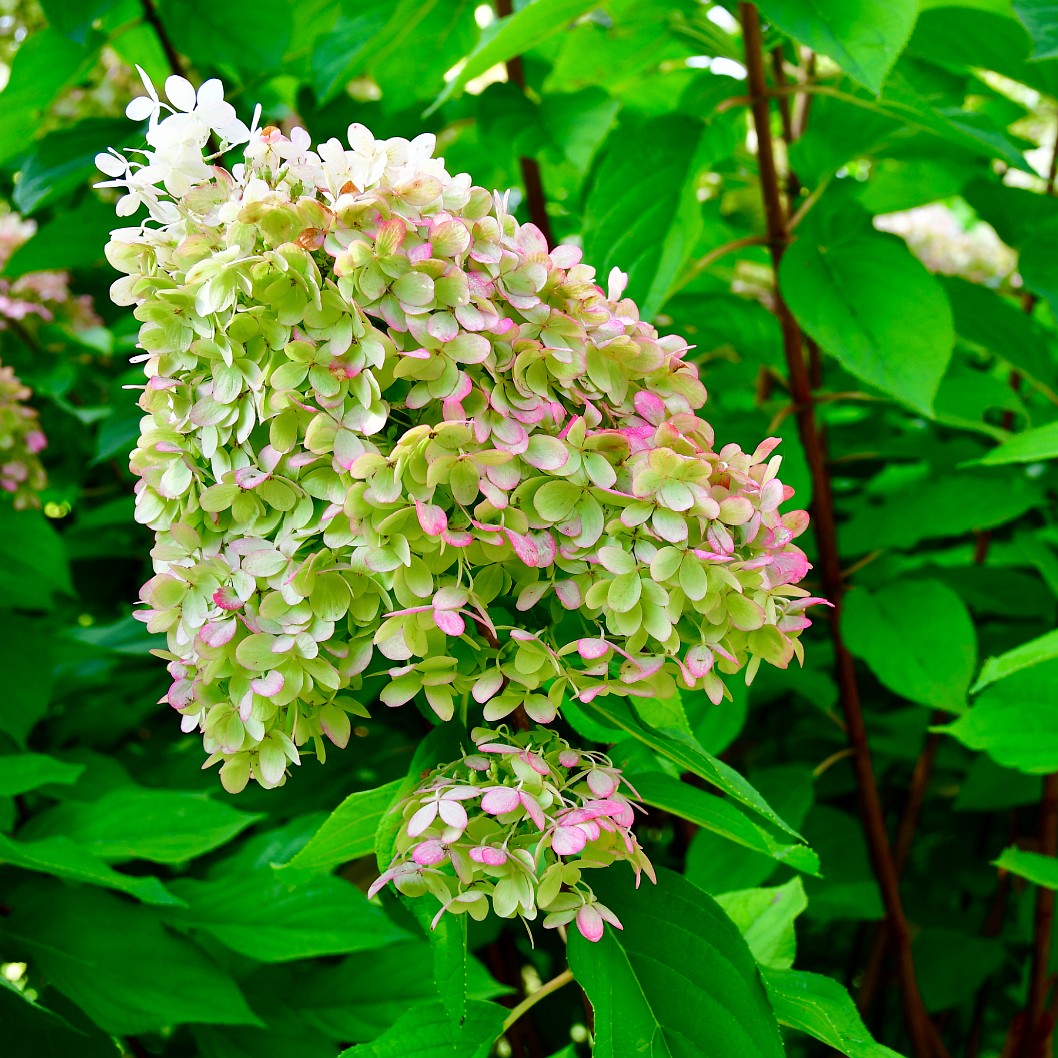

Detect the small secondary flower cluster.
xmin=0 ymin=362 xmax=46 ymax=508
xmin=370 ymin=728 xmax=652 ymax=942
xmin=100 ymin=70 xmax=825 ymax=795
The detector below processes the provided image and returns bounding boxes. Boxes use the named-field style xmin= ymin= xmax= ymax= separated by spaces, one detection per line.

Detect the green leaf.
xmin=914 ymin=929 xmax=1004 ymax=1012
xmin=630 ymin=771 xmax=819 ymax=875
xmin=13 ymin=118 xmax=130 ymax=214
xmin=311 ymin=1 xmax=392 ymax=103
xmin=716 ymin=879 xmax=807 ymax=970
xmin=0 ymin=832 xmax=182 ymax=906
xmin=3 ymin=196 xmax=117 ymax=278
xmin=157 ymin=0 xmax=294 ymax=73
xmin=26 ymin=788 xmax=262 ymax=863
xmin=295 ymin=942 xmax=509 ymax=1043
xmin=1 ymin=886 xmax=261 ymax=1035
xmin=994 ymin=846 xmax=1058 ymax=888
xmin=687 ymin=766 xmax=817 ymax=894
xmin=0 ymin=981 xmax=120 ymax=1058
xmin=429 ymin=0 xmax=601 ymax=111
xmin=941 ymin=659 xmax=1058 ymax=773
xmin=39 ymin=0 xmax=122 ymax=42
xmin=843 ymin=579 xmax=977 ymax=712
xmin=582 ymin=113 xmax=705 ymax=317
xmin=194 ymin=1012 xmax=335 ymax=1058
xmin=336 ymin=998 xmax=506 ymax=1058
xmin=1013 ymin=0 xmax=1058 ymax=59
xmin=975 ymin=629 xmax=1058 ymax=692
xmin=568 ymin=867 xmax=785 ymax=1058
xmin=0 ymin=29 xmax=96 ymax=167
xmin=165 ymin=870 xmax=410 ymax=961
xmin=763 ymin=969 xmax=903 ymax=1058
xmin=756 ymin=0 xmax=917 ymax=93
xmin=978 ymin=420 xmax=1058 ymax=465
xmin=276 ymin=779 xmax=401 ymax=876
xmin=578 ymin=696 xmax=800 ymax=837
xmin=0 ymin=754 xmax=83 ymax=796
xmin=0 ymin=616 xmax=55 ymax=746
xmin=781 ymin=205 xmax=954 ymax=415
xmin=840 ymin=468 xmax=1042 ymax=555
xmin=0 ymin=506 xmax=72 ymax=604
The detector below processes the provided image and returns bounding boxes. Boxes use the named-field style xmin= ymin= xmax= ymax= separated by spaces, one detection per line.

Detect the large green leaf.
xmin=687 ymin=766 xmax=817 ymax=894
xmin=756 ymin=0 xmax=917 ymax=93
xmin=294 ymin=941 xmax=508 ymax=1043
xmin=974 ymin=629 xmax=1058 ymax=692
xmin=0 ymin=616 xmax=55 ymax=746
xmin=25 ymin=788 xmax=262 ymax=863
xmin=843 ymin=579 xmax=977 ymax=712
xmin=157 ymin=0 xmax=294 ymax=73
xmin=3 ymin=196 xmax=117 ymax=278
xmin=581 ymin=113 xmax=705 ymax=318
xmin=165 ymin=870 xmax=409 ymax=961
xmin=717 ymin=879 xmax=807 ymax=970
xmin=13 ymin=118 xmax=130 ymax=214
xmin=781 ymin=205 xmax=954 ymax=415
xmin=941 ymin=659 xmax=1058 ymax=773
xmin=578 ymin=696 xmax=800 ymax=837
xmin=0 ymin=29 xmax=96 ymax=167
xmin=0 ymin=885 xmax=261 ymax=1035
xmin=275 ymin=780 xmax=401 ymax=877
xmin=0 ymin=506 xmax=72 ymax=604
xmin=0 ymin=832 xmax=181 ymax=906
xmin=763 ymin=969 xmax=903 ymax=1058
xmin=840 ymin=468 xmax=1042 ymax=554
xmin=1013 ymin=0 xmax=1058 ymax=59
xmin=336 ymin=999 xmax=506 ymax=1058
xmin=0 ymin=982 xmax=120 ymax=1058
xmin=630 ymin=770 xmax=819 ymax=875
xmin=0 ymin=754 xmax=83 ymax=796
xmin=568 ymin=867 xmax=786 ymax=1058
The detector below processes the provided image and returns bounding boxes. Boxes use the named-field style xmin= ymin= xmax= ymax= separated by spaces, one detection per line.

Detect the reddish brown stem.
xmin=494 ymin=0 xmax=555 ymax=247
xmin=1018 ymin=774 xmax=1058 ymax=1058
xmin=739 ymin=6 xmax=936 ymax=1056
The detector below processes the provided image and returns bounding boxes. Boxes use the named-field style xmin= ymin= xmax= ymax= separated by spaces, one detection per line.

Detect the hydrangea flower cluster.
xmin=0 ymin=362 xmax=46 ymax=508
xmin=100 ymin=74 xmax=823 ymax=817
xmin=370 ymin=727 xmax=652 ymax=941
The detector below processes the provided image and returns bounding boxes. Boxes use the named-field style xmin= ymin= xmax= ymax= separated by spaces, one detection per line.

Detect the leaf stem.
xmin=738 ymin=6 xmax=941 ymax=1057
xmin=501 ymin=968 xmax=575 ymax=1034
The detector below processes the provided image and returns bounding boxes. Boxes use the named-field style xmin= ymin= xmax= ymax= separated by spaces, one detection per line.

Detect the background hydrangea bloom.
xmin=100 ymin=72 xmax=823 ymax=798
xmin=0 ymin=361 xmax=46 ymax=508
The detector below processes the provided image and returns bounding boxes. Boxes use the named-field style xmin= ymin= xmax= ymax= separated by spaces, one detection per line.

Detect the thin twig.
xmin=501 ymin=968 xmax=575 ymax=1034
xmin=494 ymin=0 xmax=554 ymax=246
xmin=672 ymin=234 xmax=769 ymax=294
xmin=738 ymin=7 xmax=939 ymax=1056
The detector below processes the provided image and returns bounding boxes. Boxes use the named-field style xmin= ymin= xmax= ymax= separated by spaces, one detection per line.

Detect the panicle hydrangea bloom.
xmin=99 ymin=71 xmax=827 ymax=798
xmin=0 ymin=362 xmax=47 ymax=508
xmin=369 ymin=727 xmax=652 ymax=942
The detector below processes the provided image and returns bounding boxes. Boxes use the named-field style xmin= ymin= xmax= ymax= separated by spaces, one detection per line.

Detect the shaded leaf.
xmin=569 ymin=867 xmax=785 ymax=1058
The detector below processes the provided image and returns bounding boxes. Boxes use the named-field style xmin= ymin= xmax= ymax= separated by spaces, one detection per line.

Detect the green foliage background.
xmin=1 ymin=0 xmax=1058 ymax=1056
